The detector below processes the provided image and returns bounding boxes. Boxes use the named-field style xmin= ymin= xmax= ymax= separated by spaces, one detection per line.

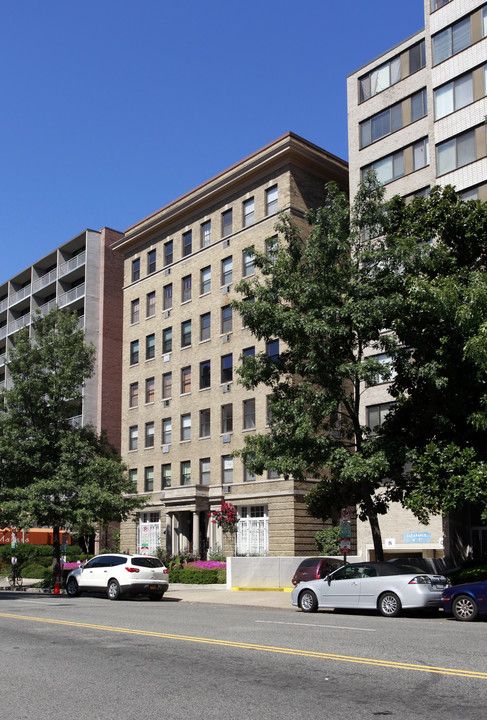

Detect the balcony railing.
xmin=58 ymin=283 xmax=85 ymax=307
xmin=58 ymin=251 xmax=86 ymax=278
xmin=38 ymin=298 xmax=57 ymax=316
xmin=9 ymin=284 xmax=32 ymax=307
xmin=68 ymin=415 xmax=83 ymax=428
xmin=0 ymin=297 xmax=8 ymax=313
xmin=0 ymin=352 xmax=6 ymax=368
xmin=8 ymin=314 xmax=30 ymax=334
xmin=0 ymin=326 xmax=6 ymax=341
xmin=32 ymin=268 xmax=57 ymax=293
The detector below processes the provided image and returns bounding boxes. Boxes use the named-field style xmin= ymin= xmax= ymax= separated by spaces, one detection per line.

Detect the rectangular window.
xmin=268 ymin=468 xmax=279 ymax=479
xmin=411 ymin=88 xmax=427 ymax=123
xmin=181 ymin=366 xmax=191 ymax=394
xmin=409 ymin=39 xmax=426 ymax=74
xmin=145 ymin=377 xmax=155 ymax=404
xmin=132 ymin=258 xmax=140 ymax=282
xmin=413 ymin=138 xmax=429 ymax=170
xmin=181 ymin=460 xmax=191 ymax=486
xmin=162 ymin=327 xmax=172 ymax=353
xmin=433 ymin=17 xmax=471 ymax=65
xmin=200 ymin=312 xmax=211 ymax=341
xmin=163 ymin=284 xmax=173 ymax=310
xmin=129 ymin=382 xmax=138 ymax=408
xmin=359 ymin=55 xmax=401 ymax=101
xmin=162 ymin=372 xmax=172 ymax=399
xmin=435 ymin=73 xmax=473 ymax=119
xmin=164 ymin=240 xmax=173 ymax=266
xmin=367 ymin=402 xmax=395 ymax=431
xmin=162 ymin=417 xmax=172 ymax=444
xmin=161 ymin=463 xmax=171 ymax=489
xmin=147 ymin=249 xmax=156 ymax=275
xmin=129 ymin=468 xmax=138 ymax=488
xmin=243 ymin=346 xmax=255 ymax=360
xmin=243 ymin=398 xmax=256 ymax=429
xmin=221 ymin=305 xmax=233 ymax=334
xmin=181 ymin=320 xmax=192 ymax=348
xmin=182 ymin=275 xmax=192 ymax=303
xmin=131 ymin=298 xmax=140 ymax=324
xmin=243 ymin=198 xmax=254 ymax=227
xmin=244 ymin=465 xmax=256 ymax=482
xmin=146 ymin=291 xmax=156 ymax=318
xmin=431 ymin=0 xmax=451 ymax=10
xmin=221 ymin=403 xmax=233 ymax=433
xmin=266 ymin=236 xmax=278 ymax=262
xmin=129 ymin=425 xmax=138 ymax=451
xmin=200 ymin=266 xmax=211 ymax=295
xmin=222 ymin=455 xmax=233 ymax=484
xmin=130 ymin=340 xmax=139 ymax=365
xmin=201 ymin=221 xmax=211 ymax=248
xmin=222 ymin=257 xmax=233 ymax=285
xmin=182 ymin=230 xmax=192 ymax=257
xmin=200 ymin=458 xmax=211 ymax=485
xmin=221 ymin=353 xmax=233 ymax=383
xmin=266 ymin=185 xmax=278 ymax=215
xmin=146 ymin=334 xmax=155 ymax=360
xmin=437 ymin=129 xmax=476 ymax=175
xmin=222 ymin=209 xmax=233 ymax=237
xmin=181 ymin=413 xmax=191 ymax=441
xmin=144 ymin=466 xmax=154 ymax=492
xmin=200 ymin=360 xmax=211 ymax=389
xmin=200 ymin=408 xmax=211 ymax=437
xmin=145 ymin=421 xmax=155 ymax=448
xmin=243 ymin=249 xmax=254 ymax=277
xmin=363 ymin=149 xmax=404 ymax=185
xmin=267 ymin=340 xmax=279 ymax=362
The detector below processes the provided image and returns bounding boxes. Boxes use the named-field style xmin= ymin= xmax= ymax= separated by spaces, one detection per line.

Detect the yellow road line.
xmin=0 ymin=611 xmax=484 ymax=679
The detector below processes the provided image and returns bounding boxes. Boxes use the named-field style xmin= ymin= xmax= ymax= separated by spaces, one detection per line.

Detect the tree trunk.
xmin=52 ymin=525 xmax=61 ymax=578
xmin=361 ymin=485 xmax=384 ymax=561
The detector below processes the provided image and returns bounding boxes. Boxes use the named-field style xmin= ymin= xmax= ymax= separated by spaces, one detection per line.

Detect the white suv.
xmin=66 ymin=553 xmax=169 ymax=601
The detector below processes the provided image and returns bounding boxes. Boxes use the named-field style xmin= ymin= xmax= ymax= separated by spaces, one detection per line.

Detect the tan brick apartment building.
xmin=113 ymin=133 xmax=348 ymax=557
xmin=347 ymin=0 xmax=487 ymax=561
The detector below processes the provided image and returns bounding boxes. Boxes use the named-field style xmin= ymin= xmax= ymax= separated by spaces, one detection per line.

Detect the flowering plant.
xmin=208 ymin=501 xmax=239 ymax=533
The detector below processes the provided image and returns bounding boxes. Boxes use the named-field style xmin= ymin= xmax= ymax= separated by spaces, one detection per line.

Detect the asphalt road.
xmin=1 ymin=590 xmax=486 ymax=720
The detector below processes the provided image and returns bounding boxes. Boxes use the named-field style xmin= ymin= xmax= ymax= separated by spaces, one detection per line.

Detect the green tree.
xmin=0 ymin=307 xmax=144 ymax=575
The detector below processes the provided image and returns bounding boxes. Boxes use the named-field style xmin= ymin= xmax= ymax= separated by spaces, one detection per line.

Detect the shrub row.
xmin=169 ymin=566 xmax=226 ymax=584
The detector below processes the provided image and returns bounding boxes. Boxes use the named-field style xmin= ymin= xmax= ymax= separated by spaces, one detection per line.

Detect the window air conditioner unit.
xmin=222 ymin=434 xmax=231 ymax=443
xmin=223 ymin=239 xmax=230 ymax=248
xmin=223 ymin=485 xmax=231 ymax=494
xmin=163 ymin=399 xmax=170 ymax=407
xmin=221 ymin=334 xmax=230 ymax=343
xmin=221 ymin=286 xmax=230 ymax=295
xmin=163 ymin=310 xmax=171 ymax=318
xmin=162 ymin=445 xmax=170 ymax=454
xmin=164 ymin=268 xmax=171 ymax=276
xmin=222 ymin=384 xmax=231 ymax=393
xmin=163 ymin=354 xmax=171 ymax=362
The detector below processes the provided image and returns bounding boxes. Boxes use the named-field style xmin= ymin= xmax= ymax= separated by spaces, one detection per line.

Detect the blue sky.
xmin=1 ymin=1 xmax=424 ymax=280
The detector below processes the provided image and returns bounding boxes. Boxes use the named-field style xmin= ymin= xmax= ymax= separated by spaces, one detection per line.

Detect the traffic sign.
xmin=339 ymin=538 xmax=351 ymax=554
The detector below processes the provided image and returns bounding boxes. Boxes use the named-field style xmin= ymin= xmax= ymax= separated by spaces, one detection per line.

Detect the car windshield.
xmin=131 ymin=557 xmax=164 ymax=568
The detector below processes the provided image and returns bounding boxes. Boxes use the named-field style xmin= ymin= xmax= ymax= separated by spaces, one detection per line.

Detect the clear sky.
xmin=1 ymin=1 xmax=425 ymax=280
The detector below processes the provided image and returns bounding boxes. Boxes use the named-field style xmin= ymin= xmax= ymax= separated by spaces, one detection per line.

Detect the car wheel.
xmin=378 ymin=592 xmax=401 ymax=617
xmin=452 ymin=594 xmax=478 ymax=622
xmin=107 ymin=579 xmax=121 ymax=601
xmin=66 ymin=577 xmax=80 ymax=598
xmin=299 ymin=589 xmax=318 ymax=613
xmin=149 ymin=592 xmax=164 ymax=601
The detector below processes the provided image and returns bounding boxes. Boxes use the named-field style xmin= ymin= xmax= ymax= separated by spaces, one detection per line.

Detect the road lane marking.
xmin=0 ymin=611 xmax=484 ymax=680
xmin=256 ymin=620 xmax=376 ymax=631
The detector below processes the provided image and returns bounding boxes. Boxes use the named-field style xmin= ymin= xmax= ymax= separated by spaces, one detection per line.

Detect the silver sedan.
xmin=291 ymin=561 xmax=448 ymax=617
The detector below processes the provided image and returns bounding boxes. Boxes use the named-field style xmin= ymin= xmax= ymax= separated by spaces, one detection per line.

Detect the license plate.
xmin=149 ymin=585 xmax=157 ymax=590
xmin=434 ymin=584 xmax=445 ymax=589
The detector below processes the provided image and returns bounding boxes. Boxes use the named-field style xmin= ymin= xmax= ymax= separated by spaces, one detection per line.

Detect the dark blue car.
xmin=441 ymin=580 xmax=487 ymax=621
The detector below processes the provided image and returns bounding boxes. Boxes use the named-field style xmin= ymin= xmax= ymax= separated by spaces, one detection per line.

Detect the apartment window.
xmin=130 ymin=339 xmax=139 ymax=365
xmin=268 ymin=468 xmax=280 ymax=479
xmin=164 ymin=240 xmax=173 ymax=266
xmin=129 ymin=468 xmax=138 ymax=488
xmin=181 ymin=460 xmax=191 ymax=486
xmin=221 ymin=305 xmax=233 ymax=334
xmin=181 ymin=413 xmax=191 ymax=441
xmin=221 ymin=403 xmax=233 ymax=433
xmin=413 ymin=138 xmax=429 ymax=170
xmin=243 ymin=198 xmax=254 ymax=227
xmin=200 ymin=458 xmax=211 ymax=485
xmin=181 ymin=366 xmax=191 ymax=394
xmin=435 ymin=73 xmax=473 ymax=119
xmin=201 ymin=221 xmax=211 ymax=248
xmin=359 ymin=56 xmax=401 ymax=101
xmin=146 ymin=334 xmax=155 ymax=360
xmin=200 ymin=408 xmax=211 ymax=437
xmin=244 ymin=465 xmax=256 ymax=482
xmin=200 ymin=312 xmax=211 ymax=341
xmin=433 ymin=17 xmax=471 ymax=65
xmin=161 ymin=464 xmax=171 ymax=489
xmin=162 ymin=372 xmax=172 ymax=399
xmin=146 ymin=291 xmax=156 ymax=318
xmin=200 ymin=266 xmax=211 ymax=295
xmin=162 ymin=417 xmax=172 ymax=444
xmin=222 ymin=455 xmax=233 ymax=484
xmin=368 ymin=354 xmax=396 ymax=386
xmin=266 ymin=236 xmax=278 ymax=262
xmin=182 ymin=230 xmax=192 ymax=257
xmin=144 ymin=466 xmax=154 ymax=492
xmin=367 ymin=402 xmax=395 ymax=432
xmin=129 ymin=425 xmax=138 ymax=451
xmin=200 ymin=359 xmax=211 ymax=389
xmin=437 ymin=129 xmax=476 ymax=175
xmin=182 ymin=275 xmax=192 ymax=303
xmin=267 ymin=340 xmax=279 ymax=362
xmin=129 ymin=382 xmax=138 ymax=408
xmin=181 ymin=320 xmax=192 ymax=348
xmin=411 ymin=88 xmax=427 ymax=123
xmin=409 ymin=39 xmax=426 ymax=74
xmin=243 ymin=249 xmax=255 ymax=277
xmin=162 ymin=327 xmax=172 ymax=353
xmin=243 ymin=398 xmax=256 ymax=429
xmin=266 ymin=185 xmax=278 ymax=215
xmin=431 ymin=0 xmax=451 ymax=10
xmin=221 ymin=353 xmax=233 ymax=383
xmin=222 ymin=256 xmax=233 ymax=285
xmin=360 ymin=103 xmax=402 ymax=148
xmin=145 ymin=421 xmax=155 ymax=448
xmin=163 ymin=283 xmax=173 ymax=310
xmin=145 ymin=377 xmax=155 ymax=404
xmin=363 ymin=149 xmax=404 ymax=185
xmin=147 ymin=249 xmax=156 ymax=275
xmin=131 ymin=298 xmax=140 ymax=324
xmin=222 ymin=209 xmax=233 ymax=237
xmin=243 ymin=346 xmax=255 ymax=361
xmin=132 ymin=258 xmax=140 ymax=282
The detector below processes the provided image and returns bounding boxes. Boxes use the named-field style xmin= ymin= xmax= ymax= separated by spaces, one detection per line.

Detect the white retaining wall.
xmin=226 ymin=555 xmax=361 ymax=590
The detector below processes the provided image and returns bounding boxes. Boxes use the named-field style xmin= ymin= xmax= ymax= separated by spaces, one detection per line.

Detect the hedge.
xmin=169 ymin=566 xmax=225 ymax=584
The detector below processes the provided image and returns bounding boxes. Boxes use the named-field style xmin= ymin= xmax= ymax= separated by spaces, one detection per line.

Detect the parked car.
xmin=292 ymin=557 xmax=343 ymax=586
xmin=291 ymin=561 xmax=448 ymax=617
xmin=66 ymin=553 xmax=169 ymax=601
xmin=441 ymin=580 xmax=487 ymax=621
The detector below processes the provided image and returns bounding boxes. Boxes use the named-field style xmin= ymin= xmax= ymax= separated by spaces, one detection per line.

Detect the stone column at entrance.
xmin=172 ymin=513 xmax=179 ymax=555
xmin=166 ymin=514 xmax=171 ymax=554
xmin=192 ymin=511 xmax=200 ymax=557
